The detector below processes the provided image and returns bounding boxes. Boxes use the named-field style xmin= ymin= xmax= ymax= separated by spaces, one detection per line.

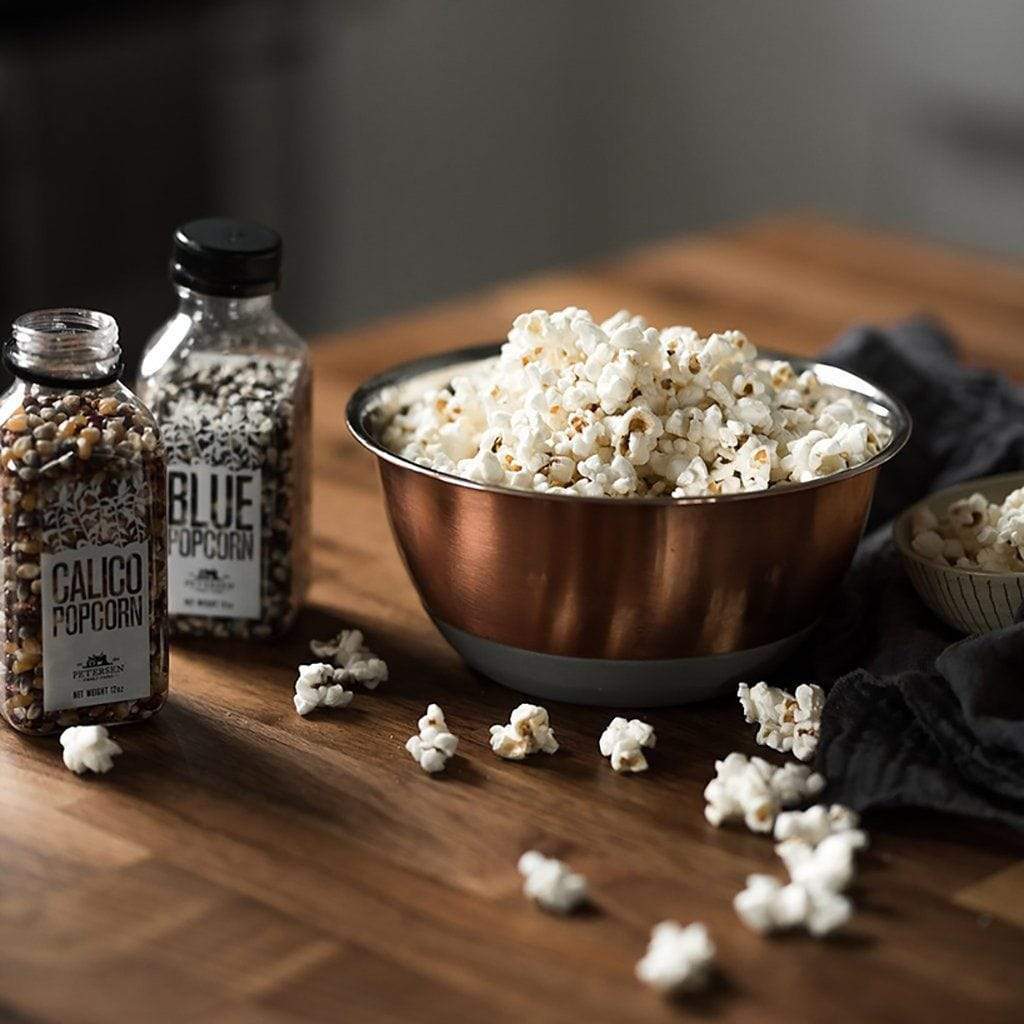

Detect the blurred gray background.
xmin=2 ymin=0 xmax=1022 ymax=369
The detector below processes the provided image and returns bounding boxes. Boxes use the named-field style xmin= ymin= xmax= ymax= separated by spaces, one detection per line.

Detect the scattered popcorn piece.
xmin=635 ymin=921 xmax=716 ymax=996
xmin=293 ymin=683 xmax=320 ymax=717
xmin=405 ymin=703 xmax=459 ymax=773
xmin=776 ymin=830 xmax=868 ymax=894
xmin=517 ymin=851 xmax=588 ymax=913
xmin=598 ymin=716 xmax=656 ymax=772
xmin=309 ymin=628 xmax=388 ymax=688
xmin=733 ymin=874 xmax=852 ymax=937
xmin=704 ymin=752 xmax=825 ymax=833
xmin=801 ymin=886 xmax=855 ymax=937
xmin=293 ymin=662 xmax=355 ymax=716
xmin=60 ymin=725 xmax=123 ymax=775
xmin=489 ymin=703 xmax=559 ymax=760
xmin=733 ymin=874 xmax=809 ymax=933
xmin=773 ymin=804 xmax=860 ymax=844
xmin=769 ymin=762 xmax=827 ymax=806
xmin=737 ymin=681 xmax=824 ymax=762
xmin=910 ymin=487 xmax=1024 ymax=572
xmin=383 ymin=307 xmax=892 ymax=499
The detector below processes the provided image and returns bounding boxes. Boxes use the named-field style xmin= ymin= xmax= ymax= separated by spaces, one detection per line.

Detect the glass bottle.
xmin=137 ymin=218 xmax=311 ymax=639
xmin=0 ymin=309 xmax=169 ymax=735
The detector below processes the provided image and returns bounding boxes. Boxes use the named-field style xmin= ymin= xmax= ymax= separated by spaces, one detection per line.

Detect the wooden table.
xmin=2 ymin=218 xmax=1023 ymax=1023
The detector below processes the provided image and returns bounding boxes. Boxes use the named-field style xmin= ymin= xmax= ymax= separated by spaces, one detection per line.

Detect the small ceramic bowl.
xmin=894 ymin=471 xmax=1024 ymax=634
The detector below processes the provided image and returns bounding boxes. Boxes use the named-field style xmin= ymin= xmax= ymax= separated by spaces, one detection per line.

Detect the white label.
xmin=167 ymin=463 xmax=262 ymax=619
xmin=41 ymin=541 xmax=152 ymax=712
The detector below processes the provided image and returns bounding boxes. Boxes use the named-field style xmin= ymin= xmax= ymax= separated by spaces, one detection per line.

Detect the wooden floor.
xmin=2 ymin=217 xmax=1024 ymax=1023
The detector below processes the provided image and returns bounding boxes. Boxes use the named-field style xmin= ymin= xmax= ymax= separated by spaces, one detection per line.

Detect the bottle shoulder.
xmin=138 ymin=309 xmax=307 ymax=383
xmin=1 ymin=378 xmax=153 ymax=421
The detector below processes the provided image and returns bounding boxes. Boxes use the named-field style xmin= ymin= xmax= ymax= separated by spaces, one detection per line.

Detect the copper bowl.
xmin=347 ymin=343 xmax=911 ymax=706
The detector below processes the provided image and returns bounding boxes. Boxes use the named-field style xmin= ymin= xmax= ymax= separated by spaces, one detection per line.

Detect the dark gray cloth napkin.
xmin=794 ymin=319 xmax=1024 ymax=831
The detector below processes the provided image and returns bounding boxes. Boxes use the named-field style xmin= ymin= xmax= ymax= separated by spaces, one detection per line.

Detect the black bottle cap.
xmin=170 ymin=217 xmax=282 ymax=297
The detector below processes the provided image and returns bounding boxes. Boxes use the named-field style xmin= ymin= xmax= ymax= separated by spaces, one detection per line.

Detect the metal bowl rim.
xmin=893 ymin=469 xmax=1024 ymax=579
xmin=346 ymin=340 xmax=913 ymax=508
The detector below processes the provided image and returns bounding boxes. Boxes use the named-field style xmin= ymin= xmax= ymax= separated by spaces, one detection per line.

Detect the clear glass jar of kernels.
xmin=0 ymin=309 xmax=169 ymax=735
xmin=137 ymin=218 xmax=310 ymax=639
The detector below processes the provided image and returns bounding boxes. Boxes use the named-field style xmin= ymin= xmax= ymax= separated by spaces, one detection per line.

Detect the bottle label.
xmin=40 ymin=469 xmax=153 ymax=713
xmin=167 ymin=463 xmax=263 ymax=619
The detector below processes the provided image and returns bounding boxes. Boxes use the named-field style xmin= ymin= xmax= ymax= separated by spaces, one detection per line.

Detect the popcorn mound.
xmin=910 ymin=488 xmax=1024 ymax=572
xmin=383 ymin=307 xmax=892 ymax=498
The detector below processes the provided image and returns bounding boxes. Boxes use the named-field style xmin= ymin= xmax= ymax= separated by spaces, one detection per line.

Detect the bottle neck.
xmin=8 ymin=309 xmax=121 ymax=386
xmin=176 ymin=286 xmax=274 ymax=324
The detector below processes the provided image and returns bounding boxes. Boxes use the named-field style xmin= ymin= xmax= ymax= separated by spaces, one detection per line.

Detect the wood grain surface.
xmin=2 ymin=217 xmax=1023 ymax=1024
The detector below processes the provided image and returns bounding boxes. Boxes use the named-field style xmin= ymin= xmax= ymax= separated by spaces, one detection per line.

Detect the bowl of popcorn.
xmin=896 ymin=471 xmax=1024 ymax=634
xmin=347 ymin=308 xmax=910 ymax=705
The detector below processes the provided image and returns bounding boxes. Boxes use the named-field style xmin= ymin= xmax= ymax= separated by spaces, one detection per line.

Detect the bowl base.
xmin=433 ymin=619 xmax=817 ymax=707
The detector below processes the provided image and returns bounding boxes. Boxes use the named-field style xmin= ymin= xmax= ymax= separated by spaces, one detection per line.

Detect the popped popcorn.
xmin=60 ymin=725 xmax=123 ymax=775
xmin=489 ymin=703 xmax=559 ymax=760
xmin=635 ymin=921 xmax=716 ymax=996
xmin=737 ymin=681 xmax=824 ymax=762
xmin=735 ymin=809 xmax=864 ymax=937
xmin=770 ymin=762 xmax=824 ymax=804
xmin=383 ymin=307 xmax=892 ymax=499
xmin=293 ymin=662 xmax=354 ymax=716
xmin=598 ymin=716 xmax=656 ymax=772
xmin=703 ymin=752 xmax=825 ymax=833
xmin=405 ymin=703 xmax=459 ymax=773
xmin=733 ymin=873 xmax=852 ymax=937
xmin=773 ymin=804 xmax=860 ymax=844
xmin=776 ymin=830 xmax=868 ymax=894
xmin=309 ymin=628 xmax=388 ymax=689
xmin=910 ymin=488 xmax=1024 ymax=572
xmin=517 ymin=851 xmax=588 ymax=913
